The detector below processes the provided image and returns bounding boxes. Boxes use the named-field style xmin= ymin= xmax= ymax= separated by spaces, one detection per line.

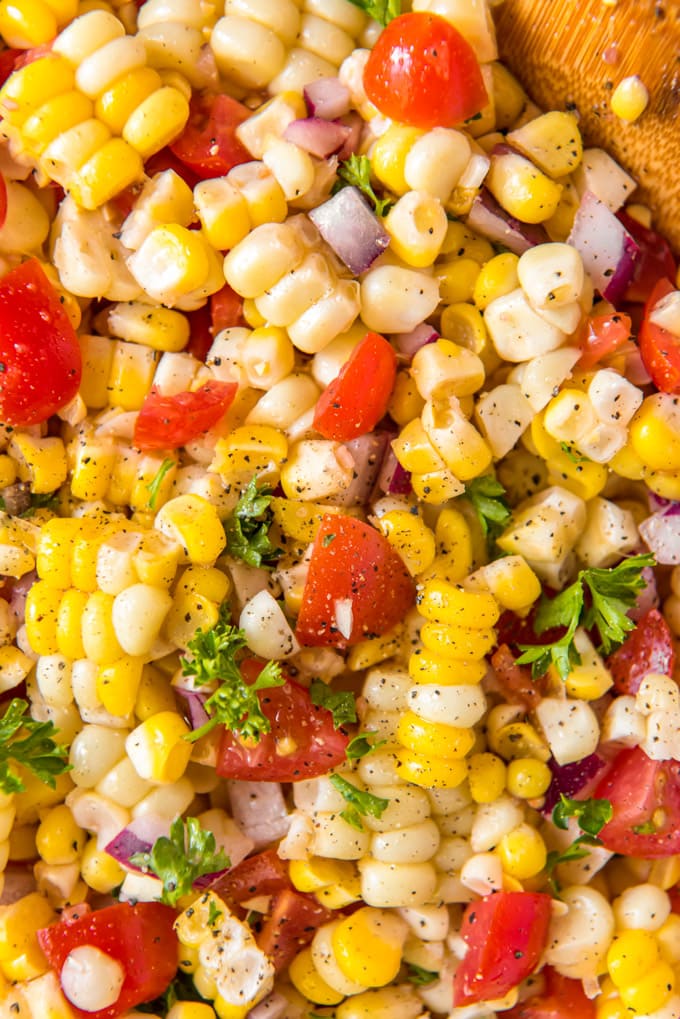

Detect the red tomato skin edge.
xmin=133 ymin=380 xmax=237 ymax=451
xmin=638 ymin=277 xmax=680 ymax=393
xmin=313 ymin=331 xmax=397 ymax=442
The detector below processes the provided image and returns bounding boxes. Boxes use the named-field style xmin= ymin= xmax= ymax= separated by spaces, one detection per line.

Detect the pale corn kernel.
xmin=611 ymin=76 xmax=649 ymax=123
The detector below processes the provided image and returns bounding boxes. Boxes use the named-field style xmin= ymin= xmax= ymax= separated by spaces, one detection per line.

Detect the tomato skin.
xmin=133 ymin=380 xmax=237 ymax=450
xmin=363 ymin=12 xmax=487 ymax=130
xmin=295 ymin=514 xmax=416 ymax=648
xmin=313 ymin=331 xmax=397 ymax=441
xmin=619 ymin=212 xmax=676 ymax=304
xmin=606 ymin=608 xmax=675 ymax=695
xmin=596 ymin=746 xmax=680 ymax=857
xmin=209 ymin=849 xmax=292 ymax=905
xmin=216 ymin=676 xmax=349 ymax=782
xmin=577 ymin=312 xmax=631 ymax=370
xmin=638 ymin=278 xmax=680 ymax=393
xmin=37 ymin=902 xmax=178 ymax=1019
xmin=0 ymin=258 xmax=82 ymax=426
xmin=257 ymin=890 xmax=333 ymax=971
xmin=504 ymin=968 xmax=596 ymax=1019
xmin=170 ymin=93 xmax=251 ymax=179
xmin=453 ymin=891 xmax=553 ymax=1006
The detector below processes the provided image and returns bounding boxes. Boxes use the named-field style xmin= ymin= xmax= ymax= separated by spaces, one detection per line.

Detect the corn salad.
xmin=0 ymin=1 xmax=679 ymax=1019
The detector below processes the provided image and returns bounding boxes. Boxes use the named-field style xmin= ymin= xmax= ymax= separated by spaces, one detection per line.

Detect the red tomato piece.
xmin=0 ymin=258 xmax=81 ymax=426
xmin=363 ymin=12 xmax=487 ymax=130
xmin=606 ymin=608 xmax=675 ymax=695
xmin=295 ymin=515 xmax=416 ymax=648
xmin=638 ymin=278 xmax=680 ymax=393
xmin=490 ymin=644 xmax=546 ymax=710
xmin=211 ymin=283 xmax=246 ymax=330
xmin=453 ymin=891 xmax=553 ymax=1006
xmin=216 ymin=676 xmax=349 ymax=781
xmin=0 ymin=173 xmax=6 ymax=231
xmin=504 ymin=968 xmax=596 ymax=1019
xmin=595 ymin=746 xmax=680 ymax=857
xmin=38 ymin=902 xmax=178 ymax=1019
xmin=170 ymin=93 xmax=251 ymax=179
xmin=577 ymin=312 xmax=631 ymax=370
xmin=619 ymin=212 xmax=677 ymax=304
xmin=313 ymin=331 xmax=397 ymax=441
xmin=0 ymin=48 xmax=20 ymax=85
xmin=257 ymin=890 xmax=333 ymax=971
xmin=143 ymin=147 xmax=200 ymax=188
xmin=133 ymin=380 xmax=237 ymax=451
xmin=210 ymin=849 xmax=292 ymax=905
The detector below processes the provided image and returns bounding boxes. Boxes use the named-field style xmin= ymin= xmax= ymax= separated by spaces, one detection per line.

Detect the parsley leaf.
xmin=517 ymin=553 xmax=655 ymax=679
xmin=559 ymin=442 xmax=589 ymax=465
xmin=330 ymin=774 xmax=389 ymax=831
xmin=334 ymin=155 xmax=392 ymax=216
xmin=146 ymin=458 xmax=175 ymax=510
xmin=462 ymin=475 xmax=511 ymax=547
xmin=345 ymin=732 xmax=387 ymax=760
xmin=344 ymin=0 xmax=400 ymax=24
xmin=552 ymin=794 xmax=613 ymax=837
xmin=224 ymin=475 xmax=282 ymax=570
xmin=135 ymin=970 xmax=209 ymax=1014
xmin=406 ymin=963 xmax=439 ymax=986
xmin=130 ymin=817 xmax=230 ymax=907
xmin=182 ymin=610 xmax=284 ymax=743
xmin=0 ymin=699 xmax=70 ymax=793
xmin=309 ymin=679 xmax=356 ymax=729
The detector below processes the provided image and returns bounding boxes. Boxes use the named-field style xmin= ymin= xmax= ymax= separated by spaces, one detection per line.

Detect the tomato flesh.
xmin=577 ymin=312 xmax=631 ymax=370
xmin=596 ymin=746 xmax=680 ymax=857
xmin=295 ymin=514 xmax=416 ymax=648
xmin=0 ymin=259 xmax=82 ymax=426
xmin=38 ymin=902 xmax=178 ymax=1019
xmin=170 ymin=92 xmax=251 ymax=179
xmin=453 ymin=891 xmax=553 ymax=1006
xmin=638 ymin=278 xmax=680 ymax=393
xmin=133 ymin=381 xmax=237 ymax=450
xmin=313 ymin=331 xmax=397 ymax=441
xmin=363 ymin=12 xmax=487 ymax=130
xmin=504 ymin=968 xmax=596 ymax=1019
xmin=257 ymin=890 xmax=333 ymax=971
xmin=216 ymin=676 xmax=349 ymax=781
xmin=606 ymin=608 xmax=675 ymax=695
xmin=209 ymin=848 xmax=292 ymax=905
xmin=619 ymin=212 xmax=676 ymax=304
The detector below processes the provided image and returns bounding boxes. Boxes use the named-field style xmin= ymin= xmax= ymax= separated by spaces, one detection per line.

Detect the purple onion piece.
xmin=543 ymin=753 xmax=608 ymax=814
xmin=466 ymin=189 xmax=550 ymax=255
xmin=336 ymin=431 xmax=391 ymax=507
xmin=639 ymin=511 xmax=680 ymax=564
xmin=335 ymin=111 xmax=362 ymax=161
xmin=303 ymin=77 xmax=351 ymax=120
xmin=567 ymin=191 xmax=639 ymax=301
xmin=104 ymin=816 xmax=171 ymax=869
xmin=283 ymin=117 xmax=351 ymax=159
xmin=308 ymin=186 xmax=390 ymax=274
xmin=392 ymin=323 xmax=439 ymax=361
xmin=174 ymin=685 xmax=210 ymax=730
xmin=375 ymin=447 xmax=413 ymax=497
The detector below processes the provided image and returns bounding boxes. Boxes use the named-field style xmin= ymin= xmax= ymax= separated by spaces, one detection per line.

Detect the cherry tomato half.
xmin=363 ymin=12 xmax=488 ymax=130
xmin=313 ymin=331 xmax=397 ymax=441
xmin=606 ymin=608 xmax=675 ymax=696
xmin=596 ymin=746 xmax=680 ymax=857
xmin=638 ymin=277 xmax=680 ymax=393
xmin=170 ymin=92 xmax=251 ymax=179
xmin=133 ymin=381 xmax=237 ymax=451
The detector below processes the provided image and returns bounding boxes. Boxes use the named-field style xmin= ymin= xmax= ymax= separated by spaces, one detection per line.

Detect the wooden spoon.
xmin=494 ymin=0 xmax=680 ymax=251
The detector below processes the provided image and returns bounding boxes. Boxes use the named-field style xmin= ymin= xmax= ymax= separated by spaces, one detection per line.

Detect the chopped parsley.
xmin=130 ymin=817 xmax=230 ymax=907
xmin=406 ymin=963 xmax=439 ymax=986
xmin=344 ymin=0 xmax=400 ymax=23
xmin=146 ymin=458 xmax=175 ymax=510
xmin=334 ymin=154 xmax=393 ymax=216
xmin=0 ymin=699 xmax=71 ymax=794
xmin=135 ymin=970 xmax=210 ymax=1014
xmin=462 ymin=475 xmax=511 ymax=548
xmin=559 ymin=442 xmax=589 ymax=465
xmin=309 ymin=678 xmax=357 ymax=728
xmin=546 ymin=794 xmax=613 ymax=894
xmin=345 ymin=732 xmax=387 ymax=760
xmin=517 ymin=553 xmax=655 ymax=679
xmin=224 ymin=475 xmax=282 ymax=570
xmin=329 ymin=774 xmax=389 ymax=831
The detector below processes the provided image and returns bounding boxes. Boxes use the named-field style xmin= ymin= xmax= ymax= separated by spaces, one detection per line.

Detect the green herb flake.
xmin=406 ymin=963 xmax=439 ymax=986
xmin=224 ymin=475 xmax=282 ymax=570
xmin=135 ymin=970 xmax=209 ymax=1014
xmin=552 ymin=794 xmax=613 ymax=837
xmin=559 ymin=442 xmax=589 ymax=465
xmin=334 ymin=154 xmax=393 ymax=216
xmin=207 ymin=899 xmax=222 ymax=926
xmin=130 ymin=817 xmax=230 ymax=908
xmin=146 ymin=458 xmax=176 ymax=510
xmin=345 ymin=732 xmax=387 ymax=760
xmin=330 ymin=774 xmax=389 ymax=831
xmin=344 ymin=0 xmax=400 ymax=23
xmin=0 ymin=699 xmax=71 ymax=794
xmin=462 ymin=475 xmax=511 ymax=547
xmin=309 ymin=679 xmax=357 ymax=729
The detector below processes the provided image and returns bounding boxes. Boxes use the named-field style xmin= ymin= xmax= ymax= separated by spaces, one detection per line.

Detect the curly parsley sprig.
xmin=344 ymin=0 xmax=400 ymax=27
xmin=224 ymin=475 xmax=282 ymax=570
xmin=0 ymin=699 xmax=71 ymax=793
xmin=333 ymin=154 xmax=393 ymax=216
xmin=546 ymin=795 xmax=613 ymax=894
xmin=329 ymin=774 xmax=389 ymax=831
xmin=130 ymin=817 xmax=230 ymax=907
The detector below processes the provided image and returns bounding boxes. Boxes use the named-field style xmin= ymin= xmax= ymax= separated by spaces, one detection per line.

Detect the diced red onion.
xmin=308 ymin=186 xmax=390 ymax=274
xmin=283 ymin=117 xmax=351 ymax=159
xmin=195 ymin=811 xmax=254 ymax=885
xmin=303 ymin=77 xmax=351 ymax=120
xmin=104 ymin=816 xmax=171 ymax=869
xmin=543 ymin=753 xmax=608 ymax=813
xmin=466 ymin=189 xmax=550 ymax=255
xmin=336 ymin=431 xmax=391 ymax=506
xmin=640 ymin=509 xmax=680 ymax=564
xmin=0 ymin=864 xmax=36 ymax=905
xmin=228 ymin=781 xmax=290 ymax=849
xmin=174 ymin=684 xmax=210 ymax=730
xmin=392 ymin=323 xmax=439 ymax=361
xmin=335 ymin=112 xmax=362 ymax=161
xmin=8 ymin=569 xmax=35 ymax=624
xmin=629 ymin=565 xmax=659 ymax=622
xmin=567 ymin=191 xmax=639 ymax=303
xmin=375 ymin=446 xmax=413 ymax=497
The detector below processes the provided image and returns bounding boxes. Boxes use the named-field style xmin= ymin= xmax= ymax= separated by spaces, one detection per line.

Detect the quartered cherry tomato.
xmin=257 ymin=890 xmax=333 ymax=971
xmin=133 ymin=381 xmax=237 ymax=450
xmin=619 ymin=211 xmax=676 ymax=304
xmin=606 ymin=607 xmax=675 ymax=695
xmin=363 ymin=12 xmax=488 ymax=130
xmin=504 ymin=968 xmax=596 ymax=1019
xmin=313 ymin=331 xmax=397 ymax=441
xmin=577 ymin=311 xmax=632 ymax=369
xmin=638 ymin=277 xmax=680 ymax=393
xmin=170 ymin=92 xmax=251 ymax=179
xmin=596 ymin=746 xmax=680 ymax=857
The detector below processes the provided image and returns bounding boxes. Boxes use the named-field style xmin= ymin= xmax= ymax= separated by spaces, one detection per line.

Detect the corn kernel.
xmin=408 ymin=649 xmax=486 ymax=686
xmin=332 ymin=907 xmax=405 ymax=988
xmin=611 ymin=75 xmax=649 ymax=123
xmin=437 ymin=257 xmax=480 ymax=305
xmin=473 ymin=252 xmax=520 ymax=310
xmin=155 ymin=495 xmax=226 ymax=567
xmin=126 ymin=711 xmax=192 ymax=784
xmin=289 ymin=946 xmax=344 ymax=1006
xmin=371 ymin=125 xmax=424 ymax=196
xmin=420 ymin=621 xmax=496 ymax=660
xmin=467 ymin=752 xmax=506 ymax=803
xmin=377 ymin=510 xmax=436 ymax=576
xmin=395 ymin=750 xmax=467 ymax=789
xmin=80 ymin=837 xmax=125 ymax=894
xmin=607 ymin=929 xmax=659 ymax=987
xmin=0 ymin=892 xmax=56 ymax=981
xmin=619 ymin=960 xmax=674 ymax=1014
xmin=418 ymin=580 xmax=499 ymax=628
xmin=506 ymin=758 xmax=552 ymax=799
xmin=498 ymin=823 xmax=547 ymax=879
xmin=35 ymin=805 xmax=84 ymax=866
xmin=397 ymin=711 xmax=475 ymax=759
xmin=97 ymin=655 xmax=144 ymax=717
xmin=10 ymin=433 xmax=68 ymax=494
xmin=25 ymin=580 xmax=64 ymax=656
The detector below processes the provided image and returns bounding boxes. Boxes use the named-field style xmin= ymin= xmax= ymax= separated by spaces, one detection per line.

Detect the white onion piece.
xmin=228 ymin=781 xmax=290 ymax=848
xmin=283 ymin=117 xmax=351 ymax=158
xmin=303 ymin=77 xmax=351 ymax=120
xmin=308 ymin=186 xmax=390 ymax=274
xmin=640 ymin=510 xmax=680 ymax=564
xmin=567 ymin=191 xmax=639 ymax=303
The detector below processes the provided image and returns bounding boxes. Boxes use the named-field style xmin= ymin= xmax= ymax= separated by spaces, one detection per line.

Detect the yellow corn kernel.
xmin=396 ymin=749 xmax=467 ymax=789
xmin=0 ymin=0 xmax=57 ymax=47
xmin=71 ymin=520 xmax=125 ymax=593
xmin=610 ymin=76 xmax=649 ymax=123
xmin=70 ymin=436 xmax=117 ymax=501
xmin=629 ymin=395 xmax=680 ymax=473
xmin=607 ymin=929 xmax=658 ymax=987
xmin=376 ymin=510 xmax=436 ymax=576
xmin=79 ymin=838 xmax=124 ymax=896
xmin=487 ymin=152 xmax=563 ymax=224
xmin=108 ymin=340 xmax=158 ymax=411
xmin=0 ymin=892 xmax=56 ymax=981
xmin=619 ymin=961 xmax=674 ymax=1014
xmin=126 ymin=711 xmax=192 ymax=784
xmin=95 ymin=65 xmax=161 ymax=132
xmin=0 ymin=646 xmax=34 ymax=690
xmin=397 ymin=711 xmax=475 ymax=759
xmin=508 ymin=112 xmax=583 ymax=178
xmin=81 ymin=590 xmax=124 ymax=665
xmin=440 ymin=301 xmax=500 ymax=375
xmin=387 ymin=370 xmax=425 ymax=427
xmin=657 ymin=914 xmax=680 ymax=964
xmin=242 ymin=298 xmax=265 ymax=328
xmin=410 ymin=468 xmax=465 ymax=505
xmin=371 ymin=125 xmax=424 ymax=196
xmin=506 ymin=758 xmax=552 ymax=799
xmin=437 ymin=257 xmax=481 ymax=305
xmin=423 ymin=397 xmax=492 ymax=480
xmin=123 ymin=85 xmax=190 ymax=160
xmin=467 ymin=752 xmax=506 ymax=803
xmin=35 ymin=804 xmax=84 ymax=866
xmin=346 ymin=625 xmax=403 ymax=672
xmin=0 ymin=55 xmax=75 ymax=126
xmin=97 ymin=655 xmax=144 ymax=717
xmin=408 ymin=649 xmax=486 ymax=686
xmin=498 ymin=823 xmax=547 ymax=879
xmin=0 ymin=455 xmax=16 ymax=488
xmin=564 ymin=660 xmax=613 ymax=701
xmin=10 ymin=433 xmax=67 ymax=495
xmin=490 ymin=721 xmax=550 ymax=762
xmin=21 ymin=90 xmax=93 ymax=157
xmin=478 ymin=556 xmax=542 ymax=613
xmin=132 ymin=530 xmax=180 ymax=588
xmin=211 ymin=426 xmax=288 ymax=482
xmin=25 ymin=580 xmax=64 ymax=656
xmin=192 ymin=965 xmax=218 ymax=1001
xmin=175 ymin=566 xmax=231 ymax=605
xmin=194 ymin=178 xmax=251 ymax=251
xmin=36 ymin=518 xmax=83 ymax=588
xmin=596 ymin=998 xmax=628 ymax=1019
xmin=135 ymin=664 xmax=178 ymax=720
xmin=531 ymin=413 xmax=608 ymax=500
xmin=69 ymin=136 xmax=144 ymax=210
xmin=164 ymin=589 xmax=220 ymax=649
xmin=420 ymin=621 xmax=496 ymax=660
xmin=289 ymin=946 xmax=344 ymax=1006
xmin=644 ymin=468 xmax=680 ymax=501
xmin=168 ymin=1002 xmax=217 ymax=1019
xmin=155 ymin=495 xmax=226 ymax=568
xmin=418 ymin=580 xmax=499 ymax=628
xmin=290 ymin=857 xmax=356 ymax=894
xmin=392 ymin=419 xmax=445 ymax=475
xmin=78 ymin=333 xmax=114 ymax=409
xmin=107 ymin=303 xmax=189 ymax=354
xmin=336 ymin=986 xmax=421 ymax=1019
xmin=270 ymin=498 xmax=344 ymax=544
xmin=441 ymin=222 xmax=495 ymax=264
xmin=316 ymin=874 xmax=363 ymax=910
xmin=332 ymin=907 xmax=405 ymax=988
xmin=473 ymin=252 xmax=520 ymax=310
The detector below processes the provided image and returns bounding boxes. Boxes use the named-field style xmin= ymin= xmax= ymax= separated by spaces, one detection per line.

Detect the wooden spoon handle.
xmin=494 ymin=0 xmax=680 ymax=251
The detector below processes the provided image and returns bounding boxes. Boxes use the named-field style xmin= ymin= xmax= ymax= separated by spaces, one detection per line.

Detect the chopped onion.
xmin=392 ymin=323 xmax=439 ymax=361
xmin=248 ymin=993 xmax=289 ymax=1019
xmin=283 ymin=117 xmax=351 ymax=159
xmin=335 ymin=431 xmax=391 ymax=506
xmin=308 ymin=186 xmax=390 ymax=274
xmin=195 ymin=808 xmax=254 ymax=883
xmin=303 ymin=77 xmax=351 ymax=120
xmin=228 ymin=782 xmax=290 ymax=848
xmin=543 ymin=753 xmax=608 ymax=813
xmin=104 ymin=815 xmax=171 ymax=869
xmin=375 ymin=446 xmax=413 ymax=497
xmin=335 ymin=112 xmax=362 ymax=161
xmin=0 ymin=864 xmax=36 ymax=905
xmin=629 ymin=565 xmax=659 ymax=621
xmin=567 ymin=191 xmax=639 ymax=303
xmin=640 ymin=508 xmax=680 ymax=564
xmin=334 ymin=598 xmax=354 ymax=640
xmin=466 ymin=189 xmax=549 ymax=255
